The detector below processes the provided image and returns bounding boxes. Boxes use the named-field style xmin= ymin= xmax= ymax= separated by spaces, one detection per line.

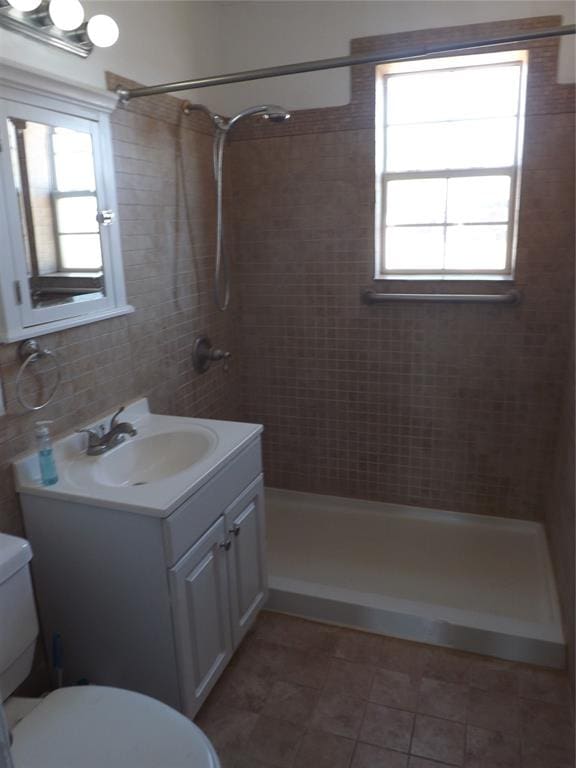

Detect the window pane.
xmin=386 ymin=179 xmax=446 ymax=224
xmin=52 ymin=127 xmax=96 ymax=192
xmin=385 ymin=226 xmax=445 ymax=271
xmin=52 ymin=127 xmax=93 ymax=155
xmin=386 ymin=118 xmax=517 ymax=172
xmin=447 ymin=176 xmax=511 ymax=223
xmin=59 ymin=234 xmax=103 ymax=270
xmin=445 ymin=225 xmax=508 ymax=271
xmin=56 ymin=196 xmax=99 ymax=234
xmin=387 ymin=65 xmax=521 ymax=125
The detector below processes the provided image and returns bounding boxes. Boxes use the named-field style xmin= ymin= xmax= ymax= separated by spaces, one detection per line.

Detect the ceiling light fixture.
xmin=48 ymin=0 xmax=84 ymax=31
xmin=0 ymin=0 xmax=119 ymax=56
xmin=86 ymin=14 xmax=119 ymax=48
xmin=6 ymin=0 xmax=42 ymax=12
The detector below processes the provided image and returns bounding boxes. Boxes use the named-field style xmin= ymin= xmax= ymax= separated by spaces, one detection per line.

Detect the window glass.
xmin=55 ymin=196 xmax=99 ymax=233
xmin=447 ymin=177 xmax=511 ymax=224
xmin=59 ymin=234 xmax=103 ymax=270
xmin=386 ymin=179 xmax=446 ymax=225
xmin=445 ymin=225 xmax=508 ymax=271
xmin=385 ymin=227 xmax=445 ymax=271
xmin=377 ymin=51 xmax=526 ymax=277
xmin=386 ymin=118 xmax=518 ymax=172
xmin=386 ymin=65 xmax=521 ymax=124
xmin=52 ymin=127 xmax=96 ymax=192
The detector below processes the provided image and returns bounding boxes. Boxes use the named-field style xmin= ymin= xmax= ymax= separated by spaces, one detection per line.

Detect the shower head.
xmin=262 ymin=110 xmax=291 ymax=123
xmin=225 ymin=104 xmax=291 ymax=131
xmin=183 ymin=102 xmax=290 ymax=133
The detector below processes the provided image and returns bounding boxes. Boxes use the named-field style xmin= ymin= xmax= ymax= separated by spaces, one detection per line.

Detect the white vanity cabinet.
xmin=225 ymin=476 xmax=267 ymax=644
xmin=170 ymin=476 xmax=266 ymax=715
xmin=18 ymin=429 xmax=266 ymax=719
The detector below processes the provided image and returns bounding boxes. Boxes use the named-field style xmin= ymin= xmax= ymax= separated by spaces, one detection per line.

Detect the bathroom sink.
xmin=69 ymin=429 xmax=218 ymax=488
xmin=13 ymin=399 xmax=263 ymax=516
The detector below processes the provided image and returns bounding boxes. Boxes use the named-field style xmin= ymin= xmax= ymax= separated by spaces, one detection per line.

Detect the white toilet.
xmin=0 ymin=532 xmax=220 ymax=768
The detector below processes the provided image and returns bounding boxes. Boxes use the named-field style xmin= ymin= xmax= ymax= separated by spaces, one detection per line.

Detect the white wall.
xmin=0 ymin=1 xmax=573 ymax=113
xmin=209 ymin=0 xmax=575 ymax=114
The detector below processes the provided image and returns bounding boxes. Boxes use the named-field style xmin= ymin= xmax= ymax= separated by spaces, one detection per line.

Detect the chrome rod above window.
xmin=116 ymin=25 xmax=575 ymax=102
xmin=361 ymin=289 xmax=521 ymax=305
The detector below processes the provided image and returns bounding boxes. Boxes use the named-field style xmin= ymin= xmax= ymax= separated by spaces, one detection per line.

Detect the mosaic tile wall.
xmin=230 ymin=17 xmax=575 ymax=521
xmin=0 ymin=75 xmax=241 ymax=535
xmin=545 ymin=341 xmax=575 ymax=693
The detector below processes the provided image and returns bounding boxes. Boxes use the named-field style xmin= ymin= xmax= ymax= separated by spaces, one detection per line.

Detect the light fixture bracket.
xmin=0 ymin=2 xmax=93 ymax=57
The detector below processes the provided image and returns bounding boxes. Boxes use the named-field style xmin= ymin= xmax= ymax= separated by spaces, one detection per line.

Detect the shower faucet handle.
xmin=209 ymin=348 xmax=231 ymax=362
xmin=192 ymin=335 xmax=231 ymax=374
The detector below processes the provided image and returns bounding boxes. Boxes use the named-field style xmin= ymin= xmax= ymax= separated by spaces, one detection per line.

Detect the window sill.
xmin=2 ymin=305 xmax=134 ymax=343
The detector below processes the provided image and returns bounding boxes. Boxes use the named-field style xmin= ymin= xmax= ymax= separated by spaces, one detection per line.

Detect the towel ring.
xmin=15 ymin=339 xmax=62 ymax=412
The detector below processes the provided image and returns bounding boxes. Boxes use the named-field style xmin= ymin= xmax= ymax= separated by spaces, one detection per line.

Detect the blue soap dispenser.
xmin=35 ymin=421 xmax=58 ymax=486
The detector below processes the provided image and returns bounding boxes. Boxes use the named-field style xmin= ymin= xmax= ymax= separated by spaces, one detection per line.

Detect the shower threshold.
xmin=265 ymin=489 xmax=565 ymax=668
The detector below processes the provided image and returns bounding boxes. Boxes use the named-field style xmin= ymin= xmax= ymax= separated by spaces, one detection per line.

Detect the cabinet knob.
xmin=229 ymin=524 xmax=241 ymax=537
xmin=220 ymin=540 xmax=232 ymax=551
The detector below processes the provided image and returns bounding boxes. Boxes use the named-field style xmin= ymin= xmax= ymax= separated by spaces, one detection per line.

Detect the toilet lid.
xmin=10 ymin=686 xmax=220 ymax=768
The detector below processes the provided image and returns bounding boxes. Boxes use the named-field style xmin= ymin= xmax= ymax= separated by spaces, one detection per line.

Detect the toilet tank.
xmin=0 ymin=534 xmax=38 ymax=701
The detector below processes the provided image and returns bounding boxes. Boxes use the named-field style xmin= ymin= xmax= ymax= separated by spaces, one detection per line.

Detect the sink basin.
xmin=68 ymin=428 xmax=218 ymax=488
xmin=14 ymin=399 xmax=263 ymax=516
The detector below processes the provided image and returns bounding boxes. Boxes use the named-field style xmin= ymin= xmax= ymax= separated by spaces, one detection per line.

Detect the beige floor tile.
xmin=261 ymin=680 xmax=319 ymax=725
xmin=465 ymin=725 xmax=520 ymax=768
xmin=422 ymin=647 xmax=472 ymax=684
xmin=254 ymin=611 xmax=340 ymax=655
xmin=417 ymin=677 xmax=469 ymax=722
xmin=311 ymin=688 xmax=366 ymax=739
xmin=325 ymin=658 xmax=377 ymax=699
xmin=519 ymin=698 xmax=575 ymax=751
xmin=379 ymin=638 xmax=428 ymax=678
xmin=335 ymin=628 xmax=385 ymax=666
xmin=467 ymin=688 xmax=520 ymax=735
xmin=360 ymin=703 xmax=414 ymax=752
xmin=521 ymin=741 xmax=576 ymax=768
xmin=352 ymin=741 xmax=408 ymax=767
xmin=369 ymin=668 xmax=419 ymax=711
xmin=518 ymin=667 xmax=572 ymax=707
xmin=410 ymin=714 xmax=465 ymax=766
xmin=294 ymin=729 xmax=356 ymax=768
xmin=244 ymin=715 xmax=304 ymax=767
xmin=280 ymin=646 xmax=332 ymax=689
xmin=465 ymin=658 xmax=520 ymax=695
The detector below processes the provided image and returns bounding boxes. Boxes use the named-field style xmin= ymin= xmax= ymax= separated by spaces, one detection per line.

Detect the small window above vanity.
xmin=0 ymin=61 xmax=132 ymax=342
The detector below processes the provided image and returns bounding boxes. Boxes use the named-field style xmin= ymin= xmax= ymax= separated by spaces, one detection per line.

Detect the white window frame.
xmin=374 ymin=50 xmax=528 ymax=281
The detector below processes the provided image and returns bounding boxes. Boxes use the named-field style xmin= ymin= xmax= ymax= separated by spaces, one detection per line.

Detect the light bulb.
xmin=48 ymin=0 xmax=84 ymax=31
xmin=7 ymin=0 xmax=42 ymax=11
xmin=86 ymin=14 xmax=119 ymax=47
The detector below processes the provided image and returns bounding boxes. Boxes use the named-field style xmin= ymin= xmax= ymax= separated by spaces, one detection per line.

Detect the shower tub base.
xmin=265 ymin=489 xmax=565 ymax=668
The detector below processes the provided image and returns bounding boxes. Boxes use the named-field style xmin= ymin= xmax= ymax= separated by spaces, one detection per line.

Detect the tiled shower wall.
xmin=230 ymin=17 xmax=575 ymax=521
xmin=545 ymin=341 xmax=575 ymax=691
xmin=0 ymin=77 xmax=241 ymax=535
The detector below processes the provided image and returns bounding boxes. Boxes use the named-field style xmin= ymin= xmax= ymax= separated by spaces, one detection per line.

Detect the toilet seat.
xmin=10 ymin=686 xmax=220 ymax=768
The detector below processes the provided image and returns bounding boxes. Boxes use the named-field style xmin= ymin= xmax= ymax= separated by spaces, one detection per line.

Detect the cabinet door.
xmin=225 ymin=475 xmax=267 ymax=646
xmin=169 ymin=516 xmax=233 ymax=717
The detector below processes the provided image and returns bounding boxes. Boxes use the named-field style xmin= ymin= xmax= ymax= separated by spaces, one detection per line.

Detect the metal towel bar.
xmin=361 ymin=289 xmax=521 ymax=305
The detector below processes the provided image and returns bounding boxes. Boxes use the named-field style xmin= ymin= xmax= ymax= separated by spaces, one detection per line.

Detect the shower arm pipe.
xmin=116 ymin=24 xmax=575 ymax=102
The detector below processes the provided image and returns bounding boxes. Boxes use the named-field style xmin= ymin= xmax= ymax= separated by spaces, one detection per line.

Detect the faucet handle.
xmin=75 ymin=428 xmax=101 ymax=447
xmin=210 ymin=349 xmax=231 ymax=361
xmin=110 ymin=406 xmax=125 ymax=429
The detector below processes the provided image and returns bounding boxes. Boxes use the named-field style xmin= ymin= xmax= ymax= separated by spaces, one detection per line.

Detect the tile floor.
xmin=195 ymin=611 xmax=575 ymax=768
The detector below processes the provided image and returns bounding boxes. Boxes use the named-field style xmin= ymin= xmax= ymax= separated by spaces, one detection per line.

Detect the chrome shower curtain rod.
xmin=116 ymin=24 xmax=575 ymax=102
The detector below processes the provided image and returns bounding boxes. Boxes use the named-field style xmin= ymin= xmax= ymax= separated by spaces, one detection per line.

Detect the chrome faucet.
xmin=77 ymin=406 xmax=137 ymax=456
